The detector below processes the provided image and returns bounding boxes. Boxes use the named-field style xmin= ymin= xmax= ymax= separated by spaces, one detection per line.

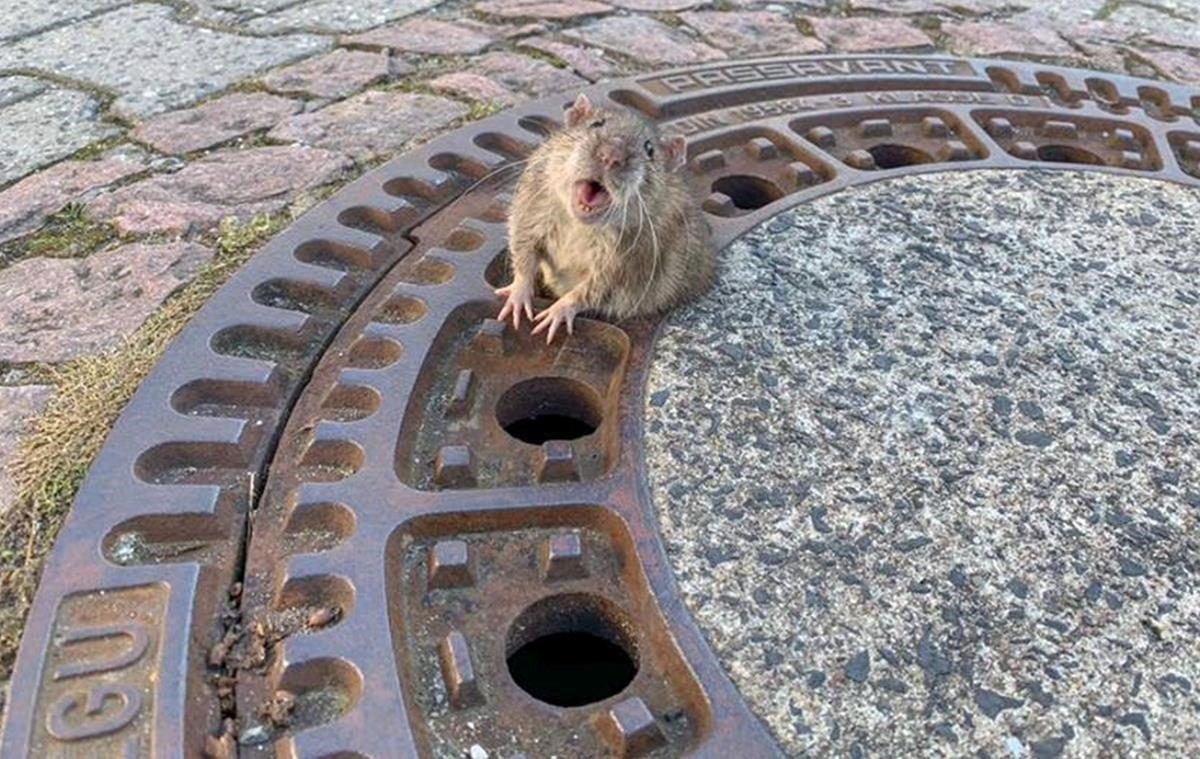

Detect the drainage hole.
xmin=1035 ymin=144 xmax=1102 ymax=165
xmin=867 ymin=143 xmax=933 ymax=169
xmin=506 ymin=593 xmax=638 ymax=708
xmin=711 ymin=175 xmax=782 ymax=210
xmin=496 ymin=377 xmax=602 ymax=445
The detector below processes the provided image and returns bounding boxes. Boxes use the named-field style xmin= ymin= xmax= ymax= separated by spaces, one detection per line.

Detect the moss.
xmin=518 ymin=45 xmax=568 ymax=70
xmin=0 ymin=203 xmax=118 ymax=269
xmin=467 ymin=100 xmax=506 ymax=121
xmin=70 ymin=136 xmax=126 ymax=162
xmin=0 ymin=212 xmax=285 ymax=683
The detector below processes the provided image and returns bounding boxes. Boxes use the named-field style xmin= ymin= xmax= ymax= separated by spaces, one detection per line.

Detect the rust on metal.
xmin=3 ymin=55 xmax=1199 ymax=757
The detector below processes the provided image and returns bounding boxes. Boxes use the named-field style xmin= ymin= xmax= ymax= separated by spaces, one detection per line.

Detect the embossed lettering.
xmin=53 ymin=623 xmax=150 ymax=681
xmin=641 ymin=58 xmax=979 ymax=95
xmin=32 ymin=584 xmax=166 ymax=754
xmin=46 ymin=684 xmax=142 ymax=741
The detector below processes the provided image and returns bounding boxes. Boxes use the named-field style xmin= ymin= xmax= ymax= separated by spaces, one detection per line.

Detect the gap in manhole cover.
xmin=3 ymin=55 xmax=1199 ymax=758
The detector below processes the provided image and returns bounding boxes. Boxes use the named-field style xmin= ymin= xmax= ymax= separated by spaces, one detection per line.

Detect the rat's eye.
xmin=589 ymin=118 xmax=605 ymax=129
xmin=644 ymin=140 xmax=654 ymax=158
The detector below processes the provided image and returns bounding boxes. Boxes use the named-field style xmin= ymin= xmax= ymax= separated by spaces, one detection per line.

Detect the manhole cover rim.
xmin=5 ymin=54 xmax=1199 ymax=757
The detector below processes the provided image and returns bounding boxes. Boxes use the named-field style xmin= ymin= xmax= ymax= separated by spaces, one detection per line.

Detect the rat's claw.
xmin=496 ymin=281 xmax=534 ymax=329
xmin=531 ymin=297 xmax=578 ymax=343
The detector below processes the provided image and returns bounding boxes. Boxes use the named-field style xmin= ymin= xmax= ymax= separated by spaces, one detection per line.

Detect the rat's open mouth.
xmin=573 ymin=179 xmax=612 ymax=220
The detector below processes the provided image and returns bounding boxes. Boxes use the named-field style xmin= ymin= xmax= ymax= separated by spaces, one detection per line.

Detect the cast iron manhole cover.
xmin=4 ymin=55 xmax=1199 ymax=757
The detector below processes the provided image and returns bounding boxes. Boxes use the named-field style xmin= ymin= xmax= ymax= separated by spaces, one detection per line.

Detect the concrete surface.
xmin=646 ymin=170 xmax=1200 ymax=757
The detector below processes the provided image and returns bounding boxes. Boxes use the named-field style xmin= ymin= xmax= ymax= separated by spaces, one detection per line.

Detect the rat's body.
xmin=498 ymin=94 xmax=715 ymax=341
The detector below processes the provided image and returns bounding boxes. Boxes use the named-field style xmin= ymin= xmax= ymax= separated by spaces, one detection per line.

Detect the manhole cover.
xmin=3 ymin=55 xmax=1198 ymax=757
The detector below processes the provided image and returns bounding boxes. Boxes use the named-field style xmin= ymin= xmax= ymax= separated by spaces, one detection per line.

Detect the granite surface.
xmin=645 ymin=170 xmax=1200 ymax=757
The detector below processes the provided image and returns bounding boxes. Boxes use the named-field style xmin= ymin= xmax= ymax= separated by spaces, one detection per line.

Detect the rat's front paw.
xmin=531 ymin=295 xmax=579 ymax=343
xmin=495 ymin=279 xmax=535 ymax=329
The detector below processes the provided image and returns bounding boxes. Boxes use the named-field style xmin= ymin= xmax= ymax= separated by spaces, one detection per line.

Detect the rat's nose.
xmin=598 ymin=144 xmax=624 ymax=171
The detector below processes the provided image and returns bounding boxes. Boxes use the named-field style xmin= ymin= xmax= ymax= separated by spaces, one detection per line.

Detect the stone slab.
xmin=563 ymin=16 xmax=726 ymax=66
xmin=519 ymin=37 xmax=619 ymax=81
xmin=131 ymin=92 xmax=303 ymax=155
xmin=0 ymin=242 xmax=214 ymax=362
xmin=0 ymin=0 xmax=126 ymax=43
xmin=0 ymin=385 xmax=54 ymax=515
xmin=942 ymin=19 xmax=1076 ymax=58
xmin=681 ymin=11 xmax=825 ymax=57
xmin=1111 ymin=4 xmax=1200 ymax=51
xmin=263 ymin=49 xmax=397 ymax=99
xmin=342 ymin=18 xmax=497 ymax=55
xmin=804 ymin=16 xmax=933 ymax=52
xmin=646 ymin=170 xmax=1200 ymax=757
xmin=0 ymin=158 xmax=142 ymax=244
xmin=267 ymin=91 xmax=468 ymax=161
xmin=247 ymin=0 xmax=443 ymax=33
xmin=474 ymin=0 xmax=612 ymax=20
xmin=88 ymin=146 xmax=352 ymax=236
xmin=607 ymin=0 xmax=704 ymax=9
xmin=470 ymin=52 xmax=586 ymax=97
xmin=0 ymin=75 xmax=47 ymax=109
xmin=0 ymin=87 xmax=118 ymax=185
xmin=0 ymin=4 xmax=328 ymax=119
xmin=429 ymin=72 xmax=523 ymax=106
xmin=1131 ymin=49 xmax=1200 ymax=85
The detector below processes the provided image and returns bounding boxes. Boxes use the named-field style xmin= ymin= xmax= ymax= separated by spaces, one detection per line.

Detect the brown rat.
xmin=497 ymin=93 xmax=716 ymax=341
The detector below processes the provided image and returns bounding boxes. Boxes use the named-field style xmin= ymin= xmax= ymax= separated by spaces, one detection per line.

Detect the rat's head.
xmin=553 ymin=93 xmax=687 ymax=226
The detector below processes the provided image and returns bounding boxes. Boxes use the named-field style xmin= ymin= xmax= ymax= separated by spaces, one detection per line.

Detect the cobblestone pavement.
xmin=0 ymin=0 xmax=1199 ymax=733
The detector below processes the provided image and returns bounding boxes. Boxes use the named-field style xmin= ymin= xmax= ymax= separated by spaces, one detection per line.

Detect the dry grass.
xmin=0 ymin=212 xmax=287 ymax=686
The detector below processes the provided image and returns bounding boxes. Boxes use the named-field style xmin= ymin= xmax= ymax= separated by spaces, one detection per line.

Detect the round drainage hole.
xmin=711 ymin=174 xmax=782 ymax=210
xmin=496 ymin=377 xmax=602 ymax=445
xmin=507 ymin=631 xmax=637 ymax=707
xmin=867 ymin=143 xmax=933 ymax=169
xmin=506 ymin=593 xmax=638 ymax=707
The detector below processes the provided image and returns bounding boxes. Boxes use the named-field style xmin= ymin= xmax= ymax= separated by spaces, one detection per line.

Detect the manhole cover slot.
xmin=867 ymin=143 xmax=934 ymax=168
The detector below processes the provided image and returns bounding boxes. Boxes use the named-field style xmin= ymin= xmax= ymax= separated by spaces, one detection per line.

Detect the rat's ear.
xmin=663 ymin=135 xmax=688 ymax=171
xmin=565 ymin=93 xmax=594 ymax=128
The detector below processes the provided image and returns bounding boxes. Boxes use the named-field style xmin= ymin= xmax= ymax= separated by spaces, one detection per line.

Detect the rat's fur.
xmin=506 ymin=95 xmax=715 ymax=321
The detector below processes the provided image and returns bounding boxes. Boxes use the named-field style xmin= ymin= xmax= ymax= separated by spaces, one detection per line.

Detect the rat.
xmin=497 ymin=93 xmax=716 ymax=342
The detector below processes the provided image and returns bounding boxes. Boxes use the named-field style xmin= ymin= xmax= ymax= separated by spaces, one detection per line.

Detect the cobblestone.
xmin=0 ymin=4 xmax=327 ymax=119
xmin=0 ymin=158 xmax=142 ymax=244
xmin=263 ymin=49 xmax=398 ymax=99
xmin=247 ymin=0 xmax=443 ymax=33
xmin=0 ymin=242 xmax=214 ymax=362
xmin=1108 ymin=5 xmax=1200 ymax=49
xmin=608 ymin=0 xmax=704 ymax=9
xmin=0 ymin=385 xmax=53 ymax=515
xmin=804 ymin=16 xmax=933 ymax=52
xmin=0 ymin=75 xmax=45 ymax=109
xmin=131 ymin=93 xmax=302 ymax=155
xmin=0 ymin=0 xmax=125 ymax=43
xmin=0 ymin=86 xmax=117 ymax=185
xmin=520 ymin=37 xmax=618 ymax=81
xmin=88 ymin=146 xmax=352 ymax=236
xmin=681 ymin=11 xmax=824 ymax=57
xmin=475 ymin=0 xmax=612 ymax=20
xmin=1131 ymin=49 xmax=1200 ymax=85
xmin=942 ymin=20 xmax=1077 ymax=58
xmin=563 ymin=16 xmax=726 ymax=66
xmin=430 ymin=72 xmax=521 ymax=105
xmin=343 ymin=17 xmax=497 ymax=54
xmin=267 ymin=91 xmax=467 ymax=160
xmin=469 ymin=51 xmax=586 ymax=97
